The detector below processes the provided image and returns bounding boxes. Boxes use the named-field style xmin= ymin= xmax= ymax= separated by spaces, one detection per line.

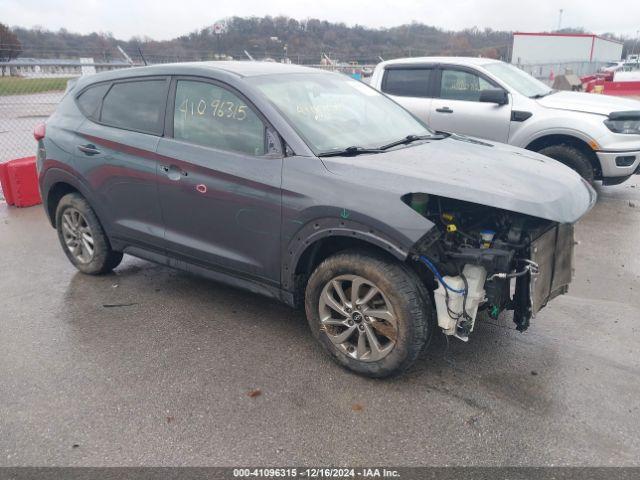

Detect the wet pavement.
xmin=1 ymin=177 xmax=639 ymax=466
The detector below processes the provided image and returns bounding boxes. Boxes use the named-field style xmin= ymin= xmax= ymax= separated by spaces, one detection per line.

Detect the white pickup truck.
xmin=371 ymin=57 xmax=640 ymax=185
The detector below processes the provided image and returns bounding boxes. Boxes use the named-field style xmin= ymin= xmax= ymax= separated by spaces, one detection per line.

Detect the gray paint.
xmin=39 ymin=61 xmax=595 ymax=304
xmin=321 ymin=135 xmax=596 ymax=224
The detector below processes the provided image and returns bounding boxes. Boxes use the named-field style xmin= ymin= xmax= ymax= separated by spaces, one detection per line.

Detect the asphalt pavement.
xmin=0 ymin=178 xmax=639 ymax=466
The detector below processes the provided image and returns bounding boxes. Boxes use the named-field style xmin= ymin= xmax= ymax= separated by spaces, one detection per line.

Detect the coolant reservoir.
xmin=433 ymin=264 xmax=487 ymax=338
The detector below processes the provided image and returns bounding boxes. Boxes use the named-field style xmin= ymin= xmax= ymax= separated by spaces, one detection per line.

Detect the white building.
xmin=511 ymin=32 xmax=623 ymax=65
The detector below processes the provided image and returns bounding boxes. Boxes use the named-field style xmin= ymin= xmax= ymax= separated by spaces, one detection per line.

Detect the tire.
xmin=55 ymin=192 xmax=123 ymax=275
xmin=304 ymin=250 xmax=434 ymax=378
xmin=537 ymin=144 xmax=595 ymax=183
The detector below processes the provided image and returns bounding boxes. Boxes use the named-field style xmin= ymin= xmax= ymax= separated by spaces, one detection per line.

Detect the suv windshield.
xmin=249 ymin=73 xmax=432 ymax=155
xmin=484 ymin=62 xmax=552 ymax=98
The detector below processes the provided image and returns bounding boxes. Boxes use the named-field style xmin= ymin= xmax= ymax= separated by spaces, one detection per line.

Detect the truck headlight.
xmin=604 ymin=118 xmax=640 ymax=134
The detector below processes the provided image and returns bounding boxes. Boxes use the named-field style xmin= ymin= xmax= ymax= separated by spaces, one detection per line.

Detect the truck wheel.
xmin=537 ymin=144 xmax=595 ymax=183
xmin=305 ymin=250 xmax=433 ymax=378
xmin=55 ymin=193 xmax=123 ymax=275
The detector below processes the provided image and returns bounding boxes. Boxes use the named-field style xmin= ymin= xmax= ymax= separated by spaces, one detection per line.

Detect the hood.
xmin=536 ymin=91 xmax=640 ymax=116
xmin=321 ymin=136 xmax=596 ymax=224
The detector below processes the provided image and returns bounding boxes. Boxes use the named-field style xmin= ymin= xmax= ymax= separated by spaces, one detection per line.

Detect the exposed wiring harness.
xmin=416 ymin=255 xmax=472 ymax=326
xmin=417 ymin=255 xmax=467 ymax=294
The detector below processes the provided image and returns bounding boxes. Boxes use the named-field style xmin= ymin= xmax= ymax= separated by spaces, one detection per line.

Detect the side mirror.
xmin=479 ymin=89 xmax=508 ymax=105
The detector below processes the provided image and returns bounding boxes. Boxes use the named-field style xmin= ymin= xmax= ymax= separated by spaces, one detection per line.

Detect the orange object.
xmin=0 ymin=156 xmax=42 ymax=207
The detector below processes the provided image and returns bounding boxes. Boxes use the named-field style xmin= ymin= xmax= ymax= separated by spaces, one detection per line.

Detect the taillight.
xmin=34 ymin=123 xmax=46 ymax=141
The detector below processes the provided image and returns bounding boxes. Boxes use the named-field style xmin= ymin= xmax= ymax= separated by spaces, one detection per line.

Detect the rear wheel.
xmin=305 ymin=250 xmax=434 ymax=378
xmin=55 ymin=193 xmax=123 ymax=274
xmin=537 ymin=144 xmax=595 ymax=183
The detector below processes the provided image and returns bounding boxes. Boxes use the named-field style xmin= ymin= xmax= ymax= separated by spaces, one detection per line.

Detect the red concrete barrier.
xmin=0 ymin=156 xmax=42 ymax=208
xmin=603 ymin=81 xmax=640 ymax=96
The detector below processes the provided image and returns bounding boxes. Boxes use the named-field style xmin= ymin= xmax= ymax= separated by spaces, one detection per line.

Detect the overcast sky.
xmin=2 ymin=0 xmax=640 ymax=40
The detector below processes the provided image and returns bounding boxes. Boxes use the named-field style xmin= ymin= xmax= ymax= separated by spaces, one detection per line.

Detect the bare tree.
xmin=0 ymin=22 xmax=22 ymax=76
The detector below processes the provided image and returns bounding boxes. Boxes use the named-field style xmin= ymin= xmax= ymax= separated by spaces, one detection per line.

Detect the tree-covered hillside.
xmin=6 ymin=16 xmax=638 ymax=64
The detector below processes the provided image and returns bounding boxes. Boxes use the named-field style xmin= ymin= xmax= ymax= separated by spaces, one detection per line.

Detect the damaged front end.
xmin=406 ymin=193 xmax=577 ymax=341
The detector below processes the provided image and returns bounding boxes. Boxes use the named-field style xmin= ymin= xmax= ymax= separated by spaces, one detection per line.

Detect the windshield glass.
xmin=249 ymin=73 xmax=432 ymax=155
xmin=484 ymin=62 xmax=552 ymax=98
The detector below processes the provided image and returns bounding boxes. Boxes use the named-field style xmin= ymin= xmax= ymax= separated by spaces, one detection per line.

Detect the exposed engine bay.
xmin=404 ymin=193 xmax=575 ymax=341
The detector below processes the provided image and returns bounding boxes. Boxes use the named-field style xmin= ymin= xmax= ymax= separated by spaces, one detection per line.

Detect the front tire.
xmin=55 ymin=193 xmax=123 ymax=275
xmin=304 ymin=250 xmax=434 ymax=378
xmin=537 ymin=144 xmax=595 ymax=183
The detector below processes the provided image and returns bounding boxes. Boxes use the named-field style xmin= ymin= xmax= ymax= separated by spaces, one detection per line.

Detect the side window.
xmin=100 ymin=79 xmax=167 ymax=135
xmin=77 ymin=83 xmax=110 ymax=120
xmin=173 ymin=80 xmax=265 ymax=156
xmin=382 ymin=68 xmax=432 ymax=97
xmin=440 ymin=69 xmax=496 ymax=102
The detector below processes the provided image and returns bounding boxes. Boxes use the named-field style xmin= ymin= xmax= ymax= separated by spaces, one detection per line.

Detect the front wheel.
xmin=304 ymin=250 xmax=434 ymax=378
xmin=537 ymin=144 xmax=595 ymax=183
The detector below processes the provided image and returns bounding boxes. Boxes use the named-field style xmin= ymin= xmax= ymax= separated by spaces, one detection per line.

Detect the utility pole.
xmin=557 ymin=9 xmax=563 ymax=31
xmin=631 ymin=30 xmax=640 ymax=59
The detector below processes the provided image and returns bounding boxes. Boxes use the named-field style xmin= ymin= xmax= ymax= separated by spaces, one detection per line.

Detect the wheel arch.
xmin=40 ymin=167 xmax=108 ymax=230
xmin=525 ymin=133 xmax=602 ymax=178
xmin=283 ymin=218 xmax=416 ymax=307
xmin=45 ymin=182 xmax=80 ymax=227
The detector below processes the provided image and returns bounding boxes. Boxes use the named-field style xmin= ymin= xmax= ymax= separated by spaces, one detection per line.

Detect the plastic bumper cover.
xmin=596 ymin=150 xmax=640 ymax=178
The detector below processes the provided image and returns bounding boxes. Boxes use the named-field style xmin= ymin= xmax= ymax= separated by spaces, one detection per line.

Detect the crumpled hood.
xmin=536 ymin=91 xmax=640 ymax=116
xmin=321 ymin=136 xmax=596 ymax=224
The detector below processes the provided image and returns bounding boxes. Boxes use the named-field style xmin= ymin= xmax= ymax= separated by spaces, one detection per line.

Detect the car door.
xmin=156 ymin=77 xmax=283 ymax=283
xmin=74 ymin=77 xmax=169 ymax=247
xmin=429 ymin=67 xmax=511 ymax=142
xmin=379 ymin=66 xmax=435 ymax=124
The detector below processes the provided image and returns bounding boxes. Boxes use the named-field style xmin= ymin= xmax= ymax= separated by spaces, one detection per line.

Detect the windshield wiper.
xmin=378 ymin=133 xmax=446 ymax=151
xmin=530 ymin=90 xmax=555 ymax=99
xmin=317 ymin=146 xmax=384 ymax=157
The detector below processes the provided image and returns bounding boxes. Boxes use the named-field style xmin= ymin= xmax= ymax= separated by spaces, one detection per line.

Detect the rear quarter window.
xmin=382 ymin=68 xmax=432 ymax=97
xmin=76 ymin=83 xmax=110 ymax=120
xmin=100 ymin=79 xmax=168 ymax=135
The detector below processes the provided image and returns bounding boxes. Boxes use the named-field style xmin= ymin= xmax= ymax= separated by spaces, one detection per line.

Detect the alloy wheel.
xmin=318 ymin=274 xmax=398 ymax=362
xmin=60 ymin=207 xmax=95 ymax=264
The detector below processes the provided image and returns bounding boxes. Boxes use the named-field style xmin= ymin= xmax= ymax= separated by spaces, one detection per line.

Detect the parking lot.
xmin=1 ymin=175 xmax=639 ymax=466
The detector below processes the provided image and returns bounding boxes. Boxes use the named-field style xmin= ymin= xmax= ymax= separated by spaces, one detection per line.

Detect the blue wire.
xmin=418 ymin=255 xmax=467 ymax=294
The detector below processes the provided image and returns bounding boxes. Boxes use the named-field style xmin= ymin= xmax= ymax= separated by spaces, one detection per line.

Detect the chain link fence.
xmin=1 ymin=75 xmax=66 ymax=162
xmin=0 ymin=55 xmax=608 ymax=169
xmin=0 ymin=58 xmax=375 ymax=169
xmin=515 ymin=61 xmax=610 ymax=84
xmin=0 ymin=60 xmax=133 ymax=164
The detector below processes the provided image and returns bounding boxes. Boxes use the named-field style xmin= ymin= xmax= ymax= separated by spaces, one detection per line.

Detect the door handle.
xmin=160 ymin=164 xmax=188 ymax=180
xmin=77 ymin=144 xmax=101 ymax=155
xmin=435 ymin=107 xmax=454 ymax=114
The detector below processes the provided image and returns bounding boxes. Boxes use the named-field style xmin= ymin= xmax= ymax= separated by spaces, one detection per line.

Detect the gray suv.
xmin=37 ymin=62 xmax=595 ymax=377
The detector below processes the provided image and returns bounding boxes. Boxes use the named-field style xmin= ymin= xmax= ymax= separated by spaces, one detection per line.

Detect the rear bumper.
xmin=596 ymin=149 xmax=640 ymax=178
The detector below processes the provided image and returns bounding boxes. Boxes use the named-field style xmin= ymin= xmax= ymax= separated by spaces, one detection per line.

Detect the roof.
xmin=513 ymin=32 xmax=624 ymax=45
xmin=379 ymin=56 xmax=501 ymax=67
xmin=70 ymin=60 xmax=329 ymax=89
xmin=71 ymin=60 xmax=330 ymax=92
xmin=143 ymin=61 xmax=321 ymax=77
